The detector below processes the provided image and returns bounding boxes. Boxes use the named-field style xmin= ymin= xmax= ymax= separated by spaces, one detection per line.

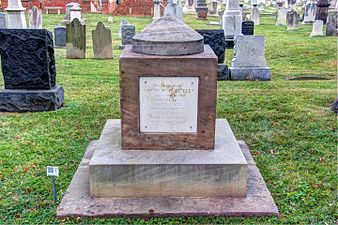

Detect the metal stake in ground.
xmin=46 ymin=166 xmax=59 ymax=203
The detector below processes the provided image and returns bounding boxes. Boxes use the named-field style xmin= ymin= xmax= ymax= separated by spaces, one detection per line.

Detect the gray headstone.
xmin=287 ymin=10 xmax=299 ymax=30
xmin=54 ymin=25 xmax=67 ymax=47
xmin=92 ymin=22 xmax=113 ymax=59
xmin=230 ymin=35 xmax=271 ymax=80
xmin=276 ymin=7 xmax=287 ymax=25
xmin=29 ymin=6 xmax=42 ymax=29
xmin=164 ymin=0 xmax=183 ymax=20
xmin=118 ymin=19 xmax=129 ymax=38
xmin=302 ymin=1 xmax=317 ymax=24
xmin=326 ymin=12 xmax=338 ymax=36
xmin=122 ymin=24 xmax=135 ymax=45
xmin=66 ymin=18 xmax=86 ymax=59
xmin=0 ymin=12 xmax=6 ymax=29
xmin=209 ymin=0 xmax=218 ymax=15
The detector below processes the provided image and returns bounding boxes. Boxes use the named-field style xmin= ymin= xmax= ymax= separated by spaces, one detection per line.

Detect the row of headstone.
xmin=0 ymin=4 xmax=42 ymax=29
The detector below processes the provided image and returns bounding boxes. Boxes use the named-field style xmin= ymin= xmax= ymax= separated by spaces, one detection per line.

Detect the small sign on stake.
xmin=46 ymin=166 xmax=59 ymax=203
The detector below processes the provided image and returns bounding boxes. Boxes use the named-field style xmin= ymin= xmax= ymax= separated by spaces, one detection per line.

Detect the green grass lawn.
xmin=0 ymin=13 xmax=336 ymax=224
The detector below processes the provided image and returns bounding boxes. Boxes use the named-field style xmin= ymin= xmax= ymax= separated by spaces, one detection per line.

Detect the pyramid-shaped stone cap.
xmin=132 ymin=16 xmax=204 ymax=56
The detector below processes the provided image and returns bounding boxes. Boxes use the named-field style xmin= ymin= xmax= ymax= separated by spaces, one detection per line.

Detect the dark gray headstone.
xmin=121 ymin=24 xmax=135 ymax=45
xmin=242 ymin=21 xmax=254 ymax=35
xmin=196 ymin=29 xmax=226 ymax=63
xmin=0 ymin=29 xmax=56 ymax=90
xmin=54 ymin=25 xmax=67 ymax=47
xmin=316 ymin=0 xmax=330 ymax=24
xmin=217 ymin=64 xmax=230 ymax=80
xmin=0 ymin=12 xmax=6 ymax=29
xmin=195 ymin=0 xmax=208 ymax=13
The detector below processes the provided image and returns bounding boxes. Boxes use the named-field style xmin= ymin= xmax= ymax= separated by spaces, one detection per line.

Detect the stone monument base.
xmin=0 ymin=85 xmax=64 ymax=112
xmin=57 ymin=119 xmax=279 ymax=218
xmin=89 ymin=119 xmax=247 ymax=198
xmin=230 ymin=67 xmax=272 ymax=81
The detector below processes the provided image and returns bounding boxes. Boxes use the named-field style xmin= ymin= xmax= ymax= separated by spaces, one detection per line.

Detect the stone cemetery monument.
xmin=66 ymin=18 xmax=86 ymax=59
xmin=310 ymin=20 xmax=325 ymax=36
xmin=164 ymin=0 xmax=183 ymax=20
xmin=5 ymin=0 xmax=26 ymax=29
xmin=208 ymin=0 xmax=218 ymax=16
xmin=251 ymin=4 xmax=261 ymax=25
xmin=230 ymin=35 xmax=272 ymax=80
xmin=118 ymin=19 xmax=129 ymax=38
xmin=62 ymin=2 xmax=81 ymax=24
xmin=57 ymin=15 xmax=278 ymax=218
xmin=183 ymin=0 xmax=196 ymax=14
xmin=119 ymin=23 xmax=135 ymax=49
xmin=316 ymin=0 xmax=330 ymax=23
xmin=29 ymin=6 xmax=42 ymax=29
xmin=326 ymin=12 xmax=338 ymax=36
xmin=287 ymin=9 xmax=299 ymax=29
xmin=242 ymin=20 xmax=255 ymax=35
xmin=54 ymin=25 xmax=67 ymax=48
xmin=0 ymin=29 xmax=64 ymax=112
xmin=92 ymin=22 xmax=113 ymax=59
xmin=70 ymin=4 xmax=82 ymax=23
xmin=302 ymin=0 xmax=317 ymax=24
xmin=196 ymin=29 xmax=229 ymax=80
xmin=276 ymin=3 xmax=287 ymax=25
xmin=223 ymin=0 xmax=242 ymax=39
xmin=195 ymin=0 xmax=208 ymax=19
xmin=0 ymin=12 xmax=6 ymax=28
xmin=153 ymin=0 xmax=161 ymax=20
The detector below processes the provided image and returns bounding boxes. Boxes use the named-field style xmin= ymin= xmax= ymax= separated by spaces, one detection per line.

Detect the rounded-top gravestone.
xmin=132 ymin=16 xmax=204 ymax=56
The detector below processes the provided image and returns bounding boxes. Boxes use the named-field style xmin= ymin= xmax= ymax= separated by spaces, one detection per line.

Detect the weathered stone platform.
xmin=230 ymin=67 xmax=272 ymax=81
xmin=0 ymin=85 xmax=64 ymax=112
xmin=57 ymin=119 xmax=279 ymax=218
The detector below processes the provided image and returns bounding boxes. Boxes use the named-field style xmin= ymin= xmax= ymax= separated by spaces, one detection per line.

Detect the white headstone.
xmin=310 ymin=20 xmax=324 ymax=36
xmin=183 ymin=0 xmax=196 ymax=14
xmin=276 ymin=7 xmax=287 ymax=25
xmin=5 ymin=0 xmax=27 ymax=29
xmin=153 ymin=0 xmax=161 ymax=20
xmin=251 ymin=6 xmax=260 ymax=25
xmin=208 ymin=0 xmax=218 ymax=16
xmin=222 ymin=0 xmax=242 ymax=38
xmin=164 ymin=0 xmax=183 ymax=20
xmin=29 ymin=6 xmax=42 ymax=29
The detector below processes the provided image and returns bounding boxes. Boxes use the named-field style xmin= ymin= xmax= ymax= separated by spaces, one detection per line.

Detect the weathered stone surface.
xmin=195 ymin=0 xmax=208 ymax=13
xmin=132 ymin=16 xmax=204 ymax=56
xmin=326 ymin=12 xmax=338 ymax=36
xmin=56 ymin=138 xmax=279 ymax=218
xmin=276 ymin=7 xmax=287 ymax=26
xmin=217 ymin=63 xmax=230 ymax=80
xmin=29 ymin=6 xmax=42 ymax=29
xmin=89 ymin=119 xmax=247 ymax=198
xmin=242 ymin=20 xmax=255 ymax=35
xmin=251 ymin=6 xmax=260 ymax=25
xmin=230 ymin=35 xmax=271 ymax=80
xmin=120 ymin=45 xmax=218 ymax=150
xmin=153 ymin=0 xmax=161 ymax=20
xmin=209 ymin=0 xmax=218 ymax=15
xmin=0 ymin=85 xmax=64 ymax=112
xmin=0 ymin=29 xmax=56 ymax=89
xmin=54 ymin=25 xmax=67 ymax=47
xmin=196 ymin=30 xmax=225 ymax=63
xmin=70 ymin=4 xmax=82 ymax=23
xmin=232 ymin=35 xmax=267 ymax=67
xmin=121 ymin=24 xmax=135 ymax=45
xmin=0 ymin=12 xmax=6 ymax=29
xmin=66 ymin=18 xmax=86 ymax=59
xmin=302 ymin=1 xmax=317 ymax=24
xmin=287 ymin=10 xmax=299 ymax=30
xmin=183 ymin=0 xmax=196 ymax=14
xmin=310 ymin=20 xmax=324 ymax=36
xmin=92 ymin=22 xmax=113 ymax=59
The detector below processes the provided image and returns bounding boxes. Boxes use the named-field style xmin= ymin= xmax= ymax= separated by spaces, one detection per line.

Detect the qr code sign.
xmin=46 ymin=166 xmax=59 ymax=177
